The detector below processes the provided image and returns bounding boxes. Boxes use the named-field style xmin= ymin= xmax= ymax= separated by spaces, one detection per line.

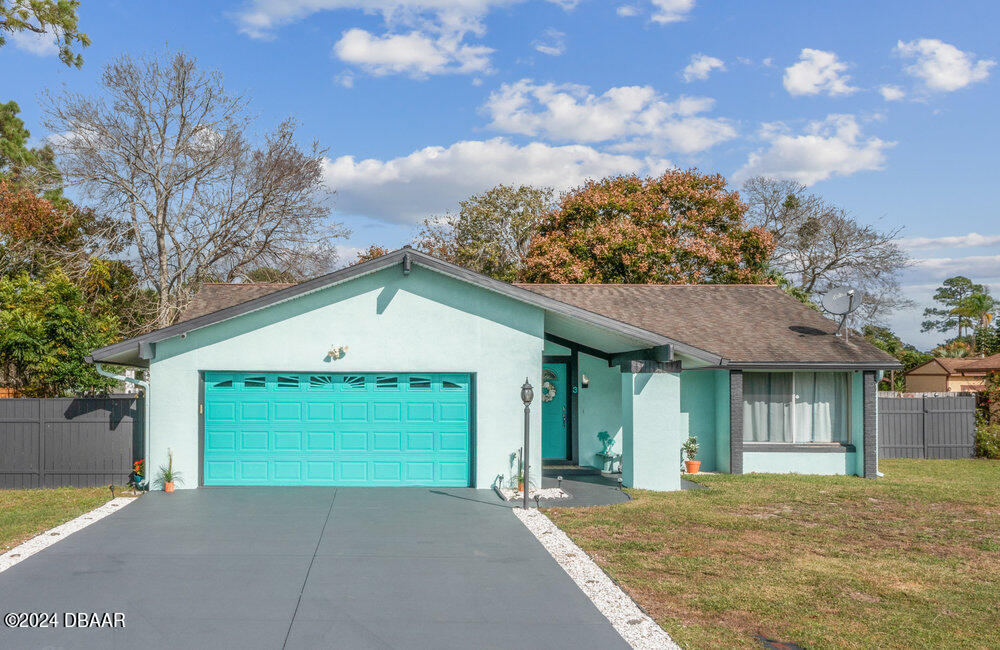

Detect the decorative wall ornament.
xmin=327 ymin=345 xmax=348 ymax=360
xmin=541 ymin=368 xmax=558 ymax=403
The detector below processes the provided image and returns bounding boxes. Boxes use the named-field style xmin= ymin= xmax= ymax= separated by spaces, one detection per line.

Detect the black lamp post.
xmin=521 ymin=378 xmax=534 ymax=509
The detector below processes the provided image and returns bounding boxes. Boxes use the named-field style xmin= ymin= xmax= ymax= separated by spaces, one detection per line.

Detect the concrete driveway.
xmin=0 ymin=488 xmax=629 ymax=649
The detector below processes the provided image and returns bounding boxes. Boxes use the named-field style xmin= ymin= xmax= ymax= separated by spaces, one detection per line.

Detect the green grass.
xmin=0 ymin=487 xmax=117 ymax=553
xmin=545 ymin=459 xmax=1000 ymax=649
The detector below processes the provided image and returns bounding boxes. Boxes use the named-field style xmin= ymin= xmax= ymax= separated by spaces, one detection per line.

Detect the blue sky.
xmin=3 ymin=0 xmax=999 ymax=349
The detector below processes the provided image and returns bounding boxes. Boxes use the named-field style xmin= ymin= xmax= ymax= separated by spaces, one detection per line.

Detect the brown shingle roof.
xmin=177 ymin=280 xmax=899 ymax=366
xmin=517 ymin=284 xmax=898 ymax=365
xmin=178 ymin=283 xmax=294 ymax=322
xmin=952 ymin=353 xmax=1000 ymax=373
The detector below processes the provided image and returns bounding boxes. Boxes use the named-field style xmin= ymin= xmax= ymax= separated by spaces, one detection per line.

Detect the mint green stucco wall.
xmin=680 ymin=370 xmax=727 ymax=472
xmin=741 ymin=451 xmax=858 ymax=474
xmin=621 ymin=372 xmax=681 ymax=491
xmin=577 ymin=352 xmax=623 ymax=469
xmin=543 ymin=340 xmax=571 ymax=355
xmin=147 ymin=265 xmax=545 ymax=489
xmin=740 ymin=370 xmax=866 ymax=477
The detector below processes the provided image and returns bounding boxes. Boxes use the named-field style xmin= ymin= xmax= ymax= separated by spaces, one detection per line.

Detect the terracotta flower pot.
xmin=164 ymin=481 xmax=175 ymax=493
xmin=684 ymin=460 xmax=701 ymax=474
xmin=517 ymin=480 xmax=524 ymax=493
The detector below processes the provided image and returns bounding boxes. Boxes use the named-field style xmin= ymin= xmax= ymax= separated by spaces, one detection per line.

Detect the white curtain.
xmin=744 ymin=373 xmax=792 ymax=442
xmin=746 ymin=372 xmax=847 ymax=443
xmin=811 ymin=373 xmax=847 ymax=442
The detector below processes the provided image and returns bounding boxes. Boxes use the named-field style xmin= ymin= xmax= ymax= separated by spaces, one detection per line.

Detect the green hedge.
xmin=975 ymin=423 xmax=1000 ymax=459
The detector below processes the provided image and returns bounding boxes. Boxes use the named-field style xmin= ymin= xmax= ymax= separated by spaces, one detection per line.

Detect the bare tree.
xmin=742 ymin=176 xmax=912 ymax=323
xmin=44 ymin=51 xmax=348 ymax=327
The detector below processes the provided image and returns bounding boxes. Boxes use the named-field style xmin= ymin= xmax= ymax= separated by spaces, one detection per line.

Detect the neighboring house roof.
xmin=89 ymin=248 xmax=900 ymax=369
xmin=955 ymin=353 xmax=1000 ymax=372
xmin=518 ymin=284 xmax=899 ymax=367
xmin=910 ymin=353 xmax=1000 ymax=375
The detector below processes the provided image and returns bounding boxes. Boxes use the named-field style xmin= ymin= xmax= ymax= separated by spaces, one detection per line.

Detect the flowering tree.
xmin=521 ymin=170 xmax=773 ymax=284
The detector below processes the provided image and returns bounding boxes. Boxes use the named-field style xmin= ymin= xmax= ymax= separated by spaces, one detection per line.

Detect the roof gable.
xmin=90 ymin=249 xmax=716 ymax=366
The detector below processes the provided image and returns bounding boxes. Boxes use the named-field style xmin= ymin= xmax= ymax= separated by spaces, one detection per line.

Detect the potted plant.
xmin=682 ymin=436 xmax=700 ymax=474
xmin=156 ymin=449 xmax=182 ymax=493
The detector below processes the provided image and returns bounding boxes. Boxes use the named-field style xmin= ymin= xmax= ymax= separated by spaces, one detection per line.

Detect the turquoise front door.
xmin=203 ymin=372 xmax=471 ymax=486
xmin=541 ymin=362 xmax=568 ymax=459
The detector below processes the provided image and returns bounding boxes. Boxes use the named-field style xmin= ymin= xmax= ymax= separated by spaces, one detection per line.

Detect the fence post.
xmin=37 ymin=403 xmax=45 ymax=488
xmin=921 ymin=396 xmax=928 ymax=459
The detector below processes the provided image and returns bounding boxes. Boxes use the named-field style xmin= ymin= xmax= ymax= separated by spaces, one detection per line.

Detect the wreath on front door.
xmin=541 ymin=368 xmax=558 ymax=403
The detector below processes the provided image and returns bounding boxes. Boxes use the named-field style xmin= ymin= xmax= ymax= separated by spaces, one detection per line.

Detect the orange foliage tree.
xmin=520 ymin=170 xmax=774 ymax=284
xmin=352 ymin=244 xmax=392 ymax=265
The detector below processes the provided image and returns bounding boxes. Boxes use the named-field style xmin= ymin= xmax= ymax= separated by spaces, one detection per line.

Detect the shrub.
xmin=975 ymin=423 xmax=1000 ymax=459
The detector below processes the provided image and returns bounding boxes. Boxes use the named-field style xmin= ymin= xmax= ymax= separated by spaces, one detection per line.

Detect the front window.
xmin=743 ymin=372 xmax=850 ymax=443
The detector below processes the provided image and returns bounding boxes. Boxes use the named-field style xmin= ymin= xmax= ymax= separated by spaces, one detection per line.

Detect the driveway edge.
xmin=0 ymin=497 xmax=136 ymax=573
xmin=513 ymin=508 xmax=679 ymax=650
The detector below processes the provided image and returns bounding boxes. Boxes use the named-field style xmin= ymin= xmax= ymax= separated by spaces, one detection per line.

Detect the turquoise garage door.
xmin=203 ymin=372 xmax=471 ymax=486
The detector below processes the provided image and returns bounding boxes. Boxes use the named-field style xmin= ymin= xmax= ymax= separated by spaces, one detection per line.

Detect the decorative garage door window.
xmin=541 ymin=368 xmax=558 ymax=403
xmin=203 ymin=372 xmax=471 ymax=487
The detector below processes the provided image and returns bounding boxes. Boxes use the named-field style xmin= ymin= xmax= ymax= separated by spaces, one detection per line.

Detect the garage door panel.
xmin=340 ymin=431 xmax=368 ymax=451
xmin=306 ymin=431 xmax=335 ymax=450
xmin=204 ymin=372 xmax=471 ymax=486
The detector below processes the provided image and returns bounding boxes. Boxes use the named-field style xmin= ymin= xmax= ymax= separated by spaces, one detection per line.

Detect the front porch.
xmin=537 ymin=331 xmax=701 ymax=492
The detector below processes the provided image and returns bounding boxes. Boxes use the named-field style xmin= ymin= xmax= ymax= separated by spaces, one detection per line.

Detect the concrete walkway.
xmin=0 ymin=488 xmax=629 ymax=649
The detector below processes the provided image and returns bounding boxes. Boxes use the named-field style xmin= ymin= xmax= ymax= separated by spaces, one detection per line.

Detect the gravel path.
xmin=0 ymin=497 xmax=136 ymax=573
xmin=513 ymin=508 xmax=679 ymax=650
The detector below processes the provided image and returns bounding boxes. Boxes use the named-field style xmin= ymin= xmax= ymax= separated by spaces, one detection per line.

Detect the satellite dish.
xmin=821 ymin=286 xmax=861 ymax=340
xmin=822 ymin=286 xmax=862 ymax=315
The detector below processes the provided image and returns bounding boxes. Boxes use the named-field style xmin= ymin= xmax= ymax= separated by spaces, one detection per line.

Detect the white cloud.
xmin=8 ymin=28 xmax=59 ymax=57
xmin=879 ymin=84 xmax=906 ymax=101
xmin=616 ymin=5 xmax=639 ymax=17
xmin=650 ymin=0 xmax=695 ymax=24
xmin=235 ymin=1 xmax=574 ymax=78
xmin=910 ymin=254 xmax=1000 ymax=282
xmin=333 ymin=28 xmax=491 ymax=76
xmin=482 ymin=79 xmax=736 ymax=154
xmin=895 ymin=38 xmax=995 ymax=92
xmin=236 ymin=1 xmax=513 ymax=38
xmin=322 ymin=138 xmax=665 ymax=223
xmin=734 ymin=114 xmax=894 ymax=185
xmin=898 ymin=232 xmax=1000 ymax=250
xmin=533 ymin=28 xmax=566 ymax=57
xmin=682 ymin=53 xmax=725 ymax=82
xmin=783 ymin=48 xmax=858 ymax=97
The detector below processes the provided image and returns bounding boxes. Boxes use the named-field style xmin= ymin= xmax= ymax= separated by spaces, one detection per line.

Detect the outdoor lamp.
xmin=581 ymin=373 xmax=590 ymax=388
xmin=521 ymin=379 xmax=534 ymax=405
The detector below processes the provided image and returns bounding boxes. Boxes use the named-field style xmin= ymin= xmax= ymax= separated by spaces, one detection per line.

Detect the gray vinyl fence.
xmin=0 ymin=396 xmax=144 ymax=489
xmin=878 ymin=394 xmax=976 ymax=459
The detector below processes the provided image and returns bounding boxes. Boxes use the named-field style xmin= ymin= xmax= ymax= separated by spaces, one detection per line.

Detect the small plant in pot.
xmin=155 ymin=449 xmax=183 ymax=493
xmin=682 ymin=436 xmax=700 ymax=474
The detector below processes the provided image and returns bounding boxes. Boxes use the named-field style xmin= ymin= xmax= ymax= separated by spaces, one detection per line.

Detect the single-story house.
xmin=87 ymin=248 xmax=901 ymax=491
xmin=904 ymin=354 xmax=1000 ymax=393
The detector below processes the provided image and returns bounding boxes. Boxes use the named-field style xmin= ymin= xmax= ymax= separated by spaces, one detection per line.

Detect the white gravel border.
xmin=514 ymin=508 xmax=679 ymax=650
xmin=0 ymin=497 xmax=135 ymax=573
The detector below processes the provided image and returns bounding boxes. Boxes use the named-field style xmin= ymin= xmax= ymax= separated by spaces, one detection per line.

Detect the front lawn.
xmin=0 ymin=488 xmax=116 ymax=553
xmin=545 ymin=459 xmax=1000 ymax=649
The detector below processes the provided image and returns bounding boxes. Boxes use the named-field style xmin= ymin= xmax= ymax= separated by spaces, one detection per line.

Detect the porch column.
xmin=863 ymin=370 xmax=878 ymax=478
xmin=729 ymin=370 xmax=743 ymax=475
xmin=621 ymin=366 xmax=681 ymax=491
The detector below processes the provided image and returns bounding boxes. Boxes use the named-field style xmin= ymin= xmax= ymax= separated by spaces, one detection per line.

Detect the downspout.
xmin=94 ymin=362 xmax=150 ymax=485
